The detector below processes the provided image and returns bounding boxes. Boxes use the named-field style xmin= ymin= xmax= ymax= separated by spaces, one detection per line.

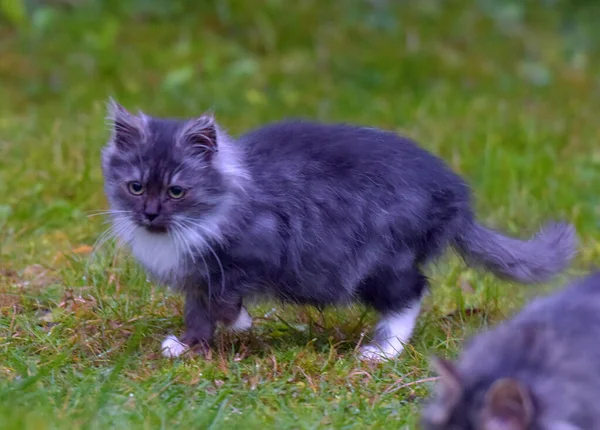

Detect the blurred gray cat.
xmin=100 ymin=99 xmax=577 ymax=361
xmin=422 ymin=271 xmax=600 ymax=430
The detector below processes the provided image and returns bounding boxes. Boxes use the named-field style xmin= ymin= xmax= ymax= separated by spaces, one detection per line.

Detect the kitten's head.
xmin=101 ymin=99 xmax=245 ymax=248
xmin=421 ymin=357 xmax=536 ymax=430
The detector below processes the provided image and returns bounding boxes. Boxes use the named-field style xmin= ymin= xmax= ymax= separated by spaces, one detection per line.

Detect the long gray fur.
xmin=454 ymin=220 xmax=577 ymax=284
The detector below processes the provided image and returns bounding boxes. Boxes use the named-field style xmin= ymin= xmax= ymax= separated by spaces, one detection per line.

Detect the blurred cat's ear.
xmin=106 ymin=98 xmax=147 ymax=150
xmin=424 ymin=356 xmax=462 ymax=425
xmin=178 ymin=114 xmax=218 ymax=159
xmin=482 ymin=378 xmax=534 ymax=430
xmin=431 ymin=356 xmax=462 ymax=400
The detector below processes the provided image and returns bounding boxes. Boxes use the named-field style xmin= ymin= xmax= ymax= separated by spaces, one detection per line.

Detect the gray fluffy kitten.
xmin=100 ymin=99 xmax=577 ymax=361
xmin=422 ymin=271 xmax=600 ymax=430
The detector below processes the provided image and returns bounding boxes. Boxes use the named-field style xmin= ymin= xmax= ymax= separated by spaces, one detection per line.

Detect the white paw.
xmin=358 ymin=343 xmax=404 ymax=362
xmin=161 ymin=335 xmax=188 ymax=358
xmin=359 ymin=303 xmax=420 ymax=362
xmin=227 ymin=307 xmax=253 ymax=332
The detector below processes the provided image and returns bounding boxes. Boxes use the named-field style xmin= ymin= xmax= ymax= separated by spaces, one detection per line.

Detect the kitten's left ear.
xmin=424 ymin=357 xmax=463 ymax=425
xmin=178 ymin=114 xmax=218 ymax=159
xmin=431 ymin=356 xmax=462 ymax=401
xmin=481 ymin=378 xmax=534 ymax=430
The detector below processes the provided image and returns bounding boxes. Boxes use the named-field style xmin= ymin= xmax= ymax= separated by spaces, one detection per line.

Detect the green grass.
xmin=1 ymin=1 xmax=599 ymax=428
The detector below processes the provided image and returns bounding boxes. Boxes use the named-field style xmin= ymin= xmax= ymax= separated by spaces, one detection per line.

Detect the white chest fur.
xmin=129 ymin=228 xmax=183 ymax=281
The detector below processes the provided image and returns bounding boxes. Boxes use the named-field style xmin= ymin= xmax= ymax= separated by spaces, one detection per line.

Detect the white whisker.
xmin=177 ymin=217 xmax=226 ymax=297
xmin=87 ymin=210 xmax=133 ymax=219
xmin=86 ymin=216 xmax=134 ymax=278
xmin=171 ymin=223 xmax=194 ymax=265
xmin=173 ymin=221 xmax=215 ymax=307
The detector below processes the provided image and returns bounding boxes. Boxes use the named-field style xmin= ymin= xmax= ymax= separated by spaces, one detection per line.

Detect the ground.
xmin=0 ymin=1 xmax=599 ymax=429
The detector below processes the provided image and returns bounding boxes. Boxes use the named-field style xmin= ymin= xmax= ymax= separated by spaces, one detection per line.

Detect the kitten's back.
xmin=239 ymin=120 xmax=464 ymax=189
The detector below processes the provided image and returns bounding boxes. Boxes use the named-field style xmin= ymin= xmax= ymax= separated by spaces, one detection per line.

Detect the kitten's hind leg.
xmin=358 ymin=302 xmax=422 ymax=362
xmin=357 ymin=266 xmax=426 ymax=362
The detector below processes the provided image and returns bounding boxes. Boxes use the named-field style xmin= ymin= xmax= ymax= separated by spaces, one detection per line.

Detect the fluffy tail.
xmin=453 ymin=220 xmax=578 ymax=284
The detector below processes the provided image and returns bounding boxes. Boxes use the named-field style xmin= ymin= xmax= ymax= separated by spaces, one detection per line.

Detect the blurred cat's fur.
xmin=100 ymin=99 xmax=577 ymax=360
xmin=422 ymin=272 xmax=600 ymax=430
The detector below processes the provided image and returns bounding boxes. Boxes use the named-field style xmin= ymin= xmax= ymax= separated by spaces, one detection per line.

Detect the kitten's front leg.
xmin=161 ymin=290 xmax=214 ymax=358
xmin=161 ymin=290 xmax=252 ymax=358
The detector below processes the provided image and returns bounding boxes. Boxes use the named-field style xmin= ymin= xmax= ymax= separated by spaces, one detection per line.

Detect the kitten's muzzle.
xmin=140 ymin=213 xmax=168 ymax=234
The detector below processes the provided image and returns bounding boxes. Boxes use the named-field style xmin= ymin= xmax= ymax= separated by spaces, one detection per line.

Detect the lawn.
xmin=1 ymin=1 xmax=599 ymax=429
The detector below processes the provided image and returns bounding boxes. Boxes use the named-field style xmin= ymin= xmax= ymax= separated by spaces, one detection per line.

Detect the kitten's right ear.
xmin=106 ymin=98 xmax=147 ymax=150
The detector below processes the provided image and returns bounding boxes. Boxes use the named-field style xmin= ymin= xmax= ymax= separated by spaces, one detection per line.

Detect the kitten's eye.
xmin=128 ymin=181 xmax=144 ymax=195
xmin=168 ymin=185 xmax=185 ymax=199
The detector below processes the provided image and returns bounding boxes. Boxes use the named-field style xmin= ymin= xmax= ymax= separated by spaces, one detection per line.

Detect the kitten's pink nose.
xmin=144 ymin=212 xmax=158 ymax=222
